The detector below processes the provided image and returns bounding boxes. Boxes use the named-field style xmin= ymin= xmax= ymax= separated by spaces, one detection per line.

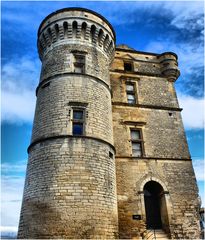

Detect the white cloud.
xmin=141 ymin=2 xmax=203 ymax=84
xmin=1 ymin=161 xmax=26 ymax=230
xmin=192 ymin=159 xmax=205 ymax=181
xmin=144 ymin=40 xmax=203 ymax=76
xmin=144 ymin=38 xmax=203 ymax=97
xmin=0 ymin=226 xmax=18 ymax=233
xmin=1 ymin=175 xmax=25 ymax=229
xmin=178 ymin=94 xmax=204 ymax=129
xmin=2 ymin=57 xmax=39 ymax=90
xmin=169 ymin=2 xmax=203 ymax=34
xmin=1 ymin=57 xmax=40 ymax=123
xmin=0 ymin=226 xmax=17 ymax=238
xmin=1 ymin=161 xmax=27 ymax=174
xmin=107 ymin=1 xmax=203 ymax=26
xmin=2 ymin=89 xmax=36 ymax=123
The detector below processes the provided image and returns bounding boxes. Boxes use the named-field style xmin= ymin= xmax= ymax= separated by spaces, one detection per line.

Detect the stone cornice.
xmin=36 ymin=72 xmax=111 ymax=96
xmin=112 ymin=102 xmax=182 ymax=112
xmin=28 ymin=135 xmax=116 ymax=154
xmin=115 ymin=156 xmax=191 ymax=161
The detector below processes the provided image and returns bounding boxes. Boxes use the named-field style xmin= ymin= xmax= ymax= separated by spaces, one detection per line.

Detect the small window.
xmin=124 ymin=62 xmax=133 ymax=71
xmin=131 ymin=129 xmax=144 ymax=157
xmin=109 ymin=151 xmax=114 ymax=159
xmin=126 ymin=83 xmax=136 ymax=104
xmin=73 ymin=54 xmax=85 ymax=73
xmin=72 ymin=109 xmax=84 ymax=135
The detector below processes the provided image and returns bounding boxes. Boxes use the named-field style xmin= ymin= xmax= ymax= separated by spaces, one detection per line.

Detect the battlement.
xmin=37 ymin=8 xmax=116 ymax=61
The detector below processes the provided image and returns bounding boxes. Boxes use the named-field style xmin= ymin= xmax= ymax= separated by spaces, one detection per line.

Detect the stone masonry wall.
xmin=18 ymin=8 xmax=201 ymax=239
xmin=18 ymin=138 xmax=118 ymax=239
xmin=18 ymin=8 xmax=118 ymax=239
xmin=32 ymin=75 xmax=113 ymax=145
xmin=111 ymin=74 xmax=179 ymax=108
xmin=40 ymin=44 xmax=111 ymax=85
xmin=111 ymin=48 xmax=201 ymax=239
xmin=112 ymin=106 xmax=190 ymax=159
xmin=116 ymin=158 xmax=200 ymax=239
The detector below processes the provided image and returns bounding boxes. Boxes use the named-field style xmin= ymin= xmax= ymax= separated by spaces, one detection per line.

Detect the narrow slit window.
xmin=131 ymin=129 xmax=144 ymax=157
xmin=72 ymin=109 xmax=84 ymax=135
xmin=73 ymin=54 xmax=85 ymax=73
xmin=126 ymin=83 xmax=136 ymax=104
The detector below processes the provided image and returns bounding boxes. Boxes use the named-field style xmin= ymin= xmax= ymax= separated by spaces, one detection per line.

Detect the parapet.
xmin=37 ymin=8 xmax=116 ymax=61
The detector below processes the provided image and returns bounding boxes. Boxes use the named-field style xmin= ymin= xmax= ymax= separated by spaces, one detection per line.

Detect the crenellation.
xmin=38 ymin=13 xmax=115 ymax=60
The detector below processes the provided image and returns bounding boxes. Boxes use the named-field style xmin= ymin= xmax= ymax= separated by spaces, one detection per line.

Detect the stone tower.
xmin=110 ymin=46 xmax=201 ymax=239
xmin=18 ymin=8 xmax=118 ymax=239
xmin=18 ymin=7 xmax=201 ymax=240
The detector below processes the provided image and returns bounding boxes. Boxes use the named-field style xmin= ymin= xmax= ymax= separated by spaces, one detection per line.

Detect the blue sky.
xmin=1 ymin=0 xmax=204 ymax=235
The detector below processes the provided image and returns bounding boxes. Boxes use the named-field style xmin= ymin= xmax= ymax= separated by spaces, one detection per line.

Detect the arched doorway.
xmin=143 ymin=181 xmax=169 ymax=231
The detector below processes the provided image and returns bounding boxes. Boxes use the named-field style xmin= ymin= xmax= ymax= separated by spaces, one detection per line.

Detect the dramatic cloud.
xmin=1 ymin=57 xmax=40 ymax=123
xmin=2 ymin=89 xmax=36 ymax=123
xmin=178 ymin=94 xmax=204 ymax=129
xmin=144 ymin=39 xmax=204 ymax=97
xmin=137 ymin=2 xmax=203 ymax=98
xmin=170 ymin=3 xmax=203 ymax=39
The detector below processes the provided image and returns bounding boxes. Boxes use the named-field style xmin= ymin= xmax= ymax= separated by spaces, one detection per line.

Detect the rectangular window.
xmin=72 ymin=109 xmax=84 ymax=135
xmin=124 ymin=62 xmax=133 ymax=71
xmin=131 ymin=129 xmax=144 ymax=157
xmin=126 ymin=83 xmax=136 ymax=104
xmin=73 ymin=54 xmax=85 ymax=73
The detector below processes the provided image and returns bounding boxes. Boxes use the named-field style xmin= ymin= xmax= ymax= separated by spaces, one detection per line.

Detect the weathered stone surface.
xmin=32 ymin=75 xmax=113 ymax=144
xmin=18 ymin=8 xmax=118 ymax=239
xmin=18 ymin=8 xmax=201 ymax=240
xmin=19 ymin=138 xmax=117 ymax=239
xmin=111 ymin=47 xmax=201 ymax=239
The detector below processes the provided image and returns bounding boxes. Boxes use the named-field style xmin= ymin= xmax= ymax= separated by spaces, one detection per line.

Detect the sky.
xmin=1 ymin=0 xmax=204 ymax=236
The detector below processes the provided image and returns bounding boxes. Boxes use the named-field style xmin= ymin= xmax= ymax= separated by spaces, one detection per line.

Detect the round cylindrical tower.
xmin=18 ymin=8 xmax=118 ymax=239
xmin=159 ymin=52 xmax=180 ymax=82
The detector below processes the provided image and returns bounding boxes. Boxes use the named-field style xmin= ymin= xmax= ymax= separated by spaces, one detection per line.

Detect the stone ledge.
xmin=28 ymin=134 xmax=116 ymax=154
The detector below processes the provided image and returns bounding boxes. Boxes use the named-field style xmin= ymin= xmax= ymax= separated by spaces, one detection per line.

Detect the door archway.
xmin=143 ymin=181 xmax=169 ymax=230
